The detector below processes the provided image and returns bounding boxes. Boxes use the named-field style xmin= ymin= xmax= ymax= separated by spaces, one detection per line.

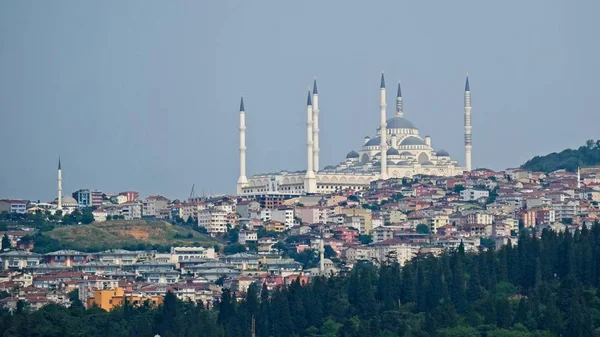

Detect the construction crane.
xmin=189 ymin=184 xmax=196 ymax=200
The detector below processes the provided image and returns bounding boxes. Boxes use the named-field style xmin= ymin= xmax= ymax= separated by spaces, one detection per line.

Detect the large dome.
xmin=386 ymin=117 xmax=417 ymax=130
xmin=400 ymin=136 xmax=427 ymax=146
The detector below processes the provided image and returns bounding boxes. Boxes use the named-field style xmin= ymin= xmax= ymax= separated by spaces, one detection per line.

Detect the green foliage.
xmin=358 ymin=234 xmax=372 ymax=245
xmin=416 ymin=223 xmax=430 ymax=234
xmin=522 ymin=139 xmax=600 ymax=172
xmin=1 ymin=234 xmax=10 ymax=252
xmin=7 ymin=225 xmax=600 ymax=337
xmin=223 ymin=243 xmax=246 ymax=255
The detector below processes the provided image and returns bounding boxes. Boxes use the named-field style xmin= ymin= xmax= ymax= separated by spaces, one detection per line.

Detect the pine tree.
xmin=400 ymin=265 xmax=416 ymax=304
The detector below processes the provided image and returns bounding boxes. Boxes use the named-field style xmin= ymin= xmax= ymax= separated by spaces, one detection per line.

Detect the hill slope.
xmin=521 ymin=139 xmax=600 ymax=173
xmin=45 ymin=220 xmax=219 ymax=252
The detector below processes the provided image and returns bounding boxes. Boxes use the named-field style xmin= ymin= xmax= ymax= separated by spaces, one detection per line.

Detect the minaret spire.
xmin=312 ymin=78 xmax=320 ymax=173
xmin=396 ymin=81 xmax=403 ymax=117
xmin=319 ymin=225 xmax=325 ymax=275
xmin=380 ymin=72 xmax=388 ymax=180
xmin=237 ymin=97 xmax=248 ymax=194
xmin=464 ymin=74 xmax=472 ymax=171
xmin=57 ymin=157 xmax=63 ymax=210
xmin=304 ymin=90 xmax=317 ymax=193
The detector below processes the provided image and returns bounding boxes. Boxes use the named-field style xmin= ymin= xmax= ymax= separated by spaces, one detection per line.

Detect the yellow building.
xmin=86 ymin=287 xmax=163 ymax=311
xmin=265 ymin=220 xmax=286 ymax=232
xmin=341 ymin=208 xmax=373 ymax=233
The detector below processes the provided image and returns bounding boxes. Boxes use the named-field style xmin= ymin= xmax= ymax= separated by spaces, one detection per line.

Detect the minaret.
xmin=57 ymin=157 xmax=63 ymax=210
xmin=464 ymin=75 xmax=472 ymax=171
xmin=304 ymin=90 xmax=317 ymax=193
xmin=237 ymin=97 xmax=248 ymax=195
xmin=396 ymin=81 xmax=403 ymax=117
xmin=312 ymin=79 xmax=320 ymax=172
xmin=319 ymin=226 xmax=325 ymax=275
xmin=577 ymin=167 xmax=581 ymax=189
xmin=380 ymin=72 xmax=388 ymax=180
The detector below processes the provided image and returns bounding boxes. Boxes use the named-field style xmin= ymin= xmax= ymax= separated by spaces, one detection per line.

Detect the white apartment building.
xmin=107 ymin=202 xmax=142 ymax=220
xmin=170 ymin=246 xmax=216 ymax=262
xmin=368 ymin=240 xmax=418 ymax=266
xmin=198 ymin=208 xmax=229 ymax=235
xmin=466 ymin=212 xmax=494 ymax=225
xmin=271 ymin=208 xmax=295 ymax=229
xmin=143 ymin=196 xmax=169 ymax=218
xmin=238 ymin=231 xmax=258 ymax=245
xmin=552 ymin=200 xmax=580 ymax=220
xmin=182 ymin=202 xmax=207 ymax=221
xmin=460 ymin=188 xmax=490 ymax=202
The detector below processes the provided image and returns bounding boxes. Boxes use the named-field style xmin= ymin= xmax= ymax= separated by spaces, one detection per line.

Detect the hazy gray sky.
xmin=1 ymin=0 xmax=598 ymax=201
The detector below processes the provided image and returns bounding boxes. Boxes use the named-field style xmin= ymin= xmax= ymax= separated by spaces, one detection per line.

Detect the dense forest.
xmin=5 ymin=223 xmax=600 ymax=337
xmin=521 ymin=139 xmax=600 ymax=173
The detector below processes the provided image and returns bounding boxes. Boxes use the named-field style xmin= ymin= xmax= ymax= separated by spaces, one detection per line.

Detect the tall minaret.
xmin=380 ymin=72 xmax=388 ymax=180
xmin=304 ymin=90 xmax=317 ymax=193
xmin=319 ymin=226 xmax=325 ymax=275
xmin=57 ymin=157 xmax=63 ymax=210
xmin=396 ymin=81 xmax=403 ymax=117
xmin=464 ymin=75 xmax=472 ymax=171
xmin=237 ymin=97 xmax=248 ymax=195
xmin=312 ymin=79 xmax=320 ymax=172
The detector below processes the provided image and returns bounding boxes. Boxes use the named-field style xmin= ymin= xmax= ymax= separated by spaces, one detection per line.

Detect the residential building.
xmin=143 ymin=195 xmax=170 ymax=218
xmin=170 ymin=246 xmax=216 ymax=263
xmin=460 ymin=188 xmax=490 ymax=202
xmin=466 ymin=212 xmax=494 ymax=225
xmin=118 ymin=191 xmax=139 ymax=203
xmin=72 ymin=189 xmax=103 ymax=208
xmin=0 ymin=200 xmax=27 ymax=214
xmin=198 ymin=208 xmax=228 ymax=235
xmin=238 ymin=231 xmax=258 ymax=245
xmin=271 ymin=208 xmax=295 ymax=229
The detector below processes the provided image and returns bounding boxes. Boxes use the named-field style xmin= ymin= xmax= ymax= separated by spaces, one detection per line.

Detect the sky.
xmin=1 ymin=0 xmax=599 ymax=201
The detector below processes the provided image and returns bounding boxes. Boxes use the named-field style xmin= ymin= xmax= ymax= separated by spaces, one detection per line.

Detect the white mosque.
xmin=236 ymin=73 xmax=473 ymax=196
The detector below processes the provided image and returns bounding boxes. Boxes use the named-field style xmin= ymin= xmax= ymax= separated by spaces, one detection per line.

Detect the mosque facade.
xmin=236 ymin=73 xmax=472 ymax=196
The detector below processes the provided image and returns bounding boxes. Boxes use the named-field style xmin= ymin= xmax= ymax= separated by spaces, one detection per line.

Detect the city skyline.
xmin=1 ymin=0 xmax=599 ymax=200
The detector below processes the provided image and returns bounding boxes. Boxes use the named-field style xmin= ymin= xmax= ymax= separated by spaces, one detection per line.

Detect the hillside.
xmin=521 ymin=139 xmax=600 ymax=173
xmin=43 ymin=220 xmax=220 ymax=252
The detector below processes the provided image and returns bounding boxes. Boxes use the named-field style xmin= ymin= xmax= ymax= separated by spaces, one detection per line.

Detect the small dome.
xmin=397 ymin=161 xmax=410 ymax=166
xmin=386 ymin=117 xmax=417 ymax=130
xmin=60 ymin=196 xmax=78 ymax=206
xmin=374 ymin=162 xmax=381 ymax=166
xmin=346 ymin=150 xmax=359 ymax=159
xmin=323 ymin=165 xmax=336 ymax=170
xmin=387 ymin=160 xmax=396 ymax=165
xmin=400 ymin=151 xmax=413 ymax=156
xmin=374 ymin=152 xmax=381 ymax=157
xmin=436 ymin=149 xmax=450 ymax=157
xmin=422 ymin=161 xmax=435 ymax=166
xmin=400 ymin=136 xmax=427 ymax=146
xmin=386 ymin=148 xmax=400 ymax=156
xmin=364 ymin=137 xmax=381 ymax=147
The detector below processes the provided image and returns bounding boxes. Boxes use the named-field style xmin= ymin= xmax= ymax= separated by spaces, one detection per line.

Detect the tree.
xmin=358 ymin=234 xmax=372 ymax=245
xmin=186 ymin=216 xmax=196 ymax=225
xmin=1 ymin=234 xmax=10 ymax=252
xmin=223 ymin=243 xmax=246 ymax=255
xmin=324 ymin=245 xmax=337 ymax=259
xmin=416 ymin=223 xmax=430 ymax=234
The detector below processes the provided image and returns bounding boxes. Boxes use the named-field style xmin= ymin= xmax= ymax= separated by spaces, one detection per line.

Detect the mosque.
xmin=236 ymin=73 xmax=473 ymax=196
